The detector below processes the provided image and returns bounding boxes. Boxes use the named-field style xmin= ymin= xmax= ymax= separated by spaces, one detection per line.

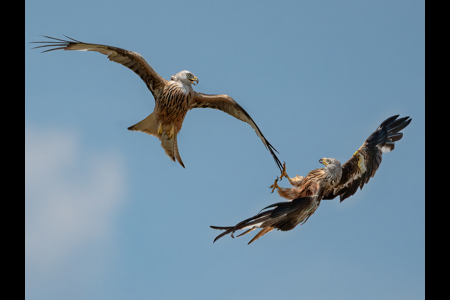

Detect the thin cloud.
xmin=25 ymin=123 xmax=126 ymax=271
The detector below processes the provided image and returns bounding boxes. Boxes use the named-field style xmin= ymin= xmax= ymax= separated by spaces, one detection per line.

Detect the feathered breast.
xmin=156 ymin=82 xmax=193 ymax=122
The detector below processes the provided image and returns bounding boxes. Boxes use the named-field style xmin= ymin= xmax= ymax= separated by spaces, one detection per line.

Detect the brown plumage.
xmin=32 ymin=36 xmax=282 ymax=170
xmin=211 ymin=115 xmax=411 ymax=244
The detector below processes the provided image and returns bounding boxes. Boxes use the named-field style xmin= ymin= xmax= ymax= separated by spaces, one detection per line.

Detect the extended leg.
xmin=165 ymin=124 xmax=175 ymax=140
xmin=269 ymin=178 xmax=281 ymax=193
xmin=280 ymin=163 xmax=304 ymax=188
xmin=279 ymin=162 xmax=290 ymax=181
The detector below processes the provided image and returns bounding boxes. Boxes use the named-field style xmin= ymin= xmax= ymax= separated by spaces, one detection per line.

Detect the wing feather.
xmin=210 ymin=196 xmax=319 ymax=244
xmin=323 ymin=115 xmax=412 ymax=202
xmin=191 ymin=92 xmax=282 ymax=171
xmin=32 ymin=36 xmax=168 ymax=99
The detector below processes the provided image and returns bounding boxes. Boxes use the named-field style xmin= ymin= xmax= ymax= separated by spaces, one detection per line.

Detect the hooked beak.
xmin=190 ymin=77 xmax=199 ymax=85
xmin=319 ymin=158 xmax=328 ymax=166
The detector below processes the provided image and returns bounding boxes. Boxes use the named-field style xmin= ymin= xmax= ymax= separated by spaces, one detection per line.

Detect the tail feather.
xmin=128 ymin=114 xmax=185 ymax=168
xmin=161 ymin=137 xmax=176 ymax=162
xmin=160 ymin=132 xmax=185 ymax=168
xmin=247 ymin=227 xmax=274 ymax=245
xmin=127 ymin=113 xmax=159 ymax=136
xmin=173 ymin=133 xmax=185 ymax=168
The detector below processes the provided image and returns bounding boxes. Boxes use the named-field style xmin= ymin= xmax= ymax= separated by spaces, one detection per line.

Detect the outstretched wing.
xmin=191 ymin=92 xmax=282 ymax=171
xmin=323 ymin=115 xmax=412 ymax=202
xmin=211 ymin=196 xmax=319 ymax=244
xmin=32 ymin=36 xmax=168 ymax=99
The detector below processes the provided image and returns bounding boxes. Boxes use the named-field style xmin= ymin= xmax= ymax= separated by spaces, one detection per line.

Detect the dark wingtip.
xmin=63 ymin=35 xmax=82 ymax=43
xmin=210 ymin=226 xmax=235 ymax=243
xmin=265 ymin=140 xmax=283 ymax=171
xmin=379 ymin=115 xmax=400 ymax=128
xmin=31 ymin=35 xmax=74 ymax=53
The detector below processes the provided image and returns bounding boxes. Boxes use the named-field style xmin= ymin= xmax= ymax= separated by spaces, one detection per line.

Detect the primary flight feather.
xmin=32 ymin=36 xmax=282 ymax=170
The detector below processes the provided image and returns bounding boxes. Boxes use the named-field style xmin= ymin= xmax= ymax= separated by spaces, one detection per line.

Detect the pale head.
xmin=319 ymin=157 xmax=342 ymax=184
xmin=318 ymin=157 xmax=341 ymax=167
xmin=171 ymin=70 xmax=199 ymax=85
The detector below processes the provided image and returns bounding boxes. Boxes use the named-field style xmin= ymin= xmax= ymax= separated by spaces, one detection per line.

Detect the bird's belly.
xmin=155 ymin=94 xmax=190 ymax=130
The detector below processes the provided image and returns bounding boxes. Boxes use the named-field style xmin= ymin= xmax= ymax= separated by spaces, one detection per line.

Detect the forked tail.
xmin=128 ymin=113 xmax=185 ymax=168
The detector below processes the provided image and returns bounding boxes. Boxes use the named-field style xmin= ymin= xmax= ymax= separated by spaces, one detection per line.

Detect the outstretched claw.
xmin=279 ymin=162 xmax=290 ymax=181
xmin=165 ymin=125 xmax=175 ymax=140
xmin=157 ymin=123 xmax=163 ymax=136
xmin=269 ymin=178 xmax=281 ymax=193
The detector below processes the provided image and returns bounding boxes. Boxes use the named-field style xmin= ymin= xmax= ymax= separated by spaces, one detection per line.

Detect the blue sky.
xmin=26 ymin=1 xmax=424 ymax=299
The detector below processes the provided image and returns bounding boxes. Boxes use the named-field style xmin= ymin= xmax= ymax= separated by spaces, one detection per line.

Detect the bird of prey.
xmin=211 ymin=115 xmax=412 ymax=244
xmin=32 ymin=36 xmax=282 ymax=170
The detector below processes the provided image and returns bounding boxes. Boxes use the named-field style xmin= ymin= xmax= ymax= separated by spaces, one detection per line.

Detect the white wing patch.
xmin=380 ymin=145 xmax=392 ymax=153
xmin=357 ymin=153 xmax=367 ymax=173
xmin=242 ymin=222 xmax=263 ymax=230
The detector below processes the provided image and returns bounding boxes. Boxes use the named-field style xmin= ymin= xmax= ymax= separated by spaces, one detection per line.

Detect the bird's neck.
xmin=171 ymin=81 xmax=192 ymax=96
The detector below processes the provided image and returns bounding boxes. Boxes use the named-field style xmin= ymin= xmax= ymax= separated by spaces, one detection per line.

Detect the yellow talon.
xmin=269 ymin=179 xmax=281 ymax=193
xmin=157 ymin=123 xmax=163 ymax=135
xmin=279 ymin=162 xmax=290 ymax=181
xmin=166 ymin=125 xmax=175 ymax=140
